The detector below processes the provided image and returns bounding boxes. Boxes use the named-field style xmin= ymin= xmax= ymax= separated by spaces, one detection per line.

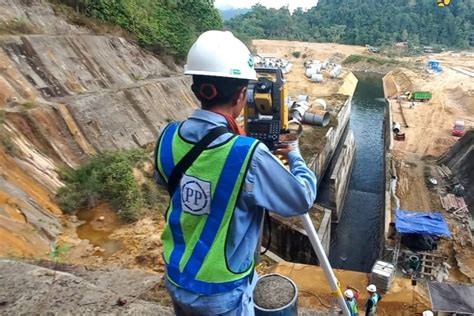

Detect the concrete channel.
xmin=262 ymin=73 xmax=387 ymax=272
xmin=327 ymin=74 xmax=386 ymax=272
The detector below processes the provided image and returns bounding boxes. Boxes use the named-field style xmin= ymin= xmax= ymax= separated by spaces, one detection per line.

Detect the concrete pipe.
xmin=290 ymin=102 xmax=310 ymax=121
xmin=310 ymin=74 xmax=324 ymax=82
xmin=305 ymin=68 xmax=317 ymax=78
xmin=302 ymin=109 xmax=330 ymax=127
xmin=392 ymin=122 xmax=401 ymax=134
xmin=297 ymin=95 xmax=309 ymax=102
xmin=314 ymin=98 xmax=327 ymax=110
xmin=330 ymin=65 xmax=342 ymax=79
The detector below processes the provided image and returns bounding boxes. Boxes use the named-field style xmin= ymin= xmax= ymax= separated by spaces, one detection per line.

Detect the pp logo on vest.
xmin=180 ymin=174 xmax=211 ymax=215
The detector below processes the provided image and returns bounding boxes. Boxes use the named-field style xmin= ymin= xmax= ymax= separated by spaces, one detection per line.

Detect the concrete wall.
xmin=384 ymin=99 xmax=394 ymax=239
xmin=329 ymin=130 xmax=355 ymax=222
xmin=309 ymin=97 xmax=352 ymax=182
xmin=263 ymin=207 xmax=332 ymax=264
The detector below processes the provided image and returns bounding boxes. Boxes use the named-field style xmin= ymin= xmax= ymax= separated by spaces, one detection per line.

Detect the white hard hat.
xmin=185 ymin=30 xmax=257 ymax=80
xmin=367 ymin=284 xmax=377 ymax=292
xmin=422 ymin=311 xmax=434 ymax=316
xmin=344 ymin=289 xmax=354 ymax=299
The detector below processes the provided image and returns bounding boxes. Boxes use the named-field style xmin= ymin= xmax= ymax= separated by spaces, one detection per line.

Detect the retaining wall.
xmin=263 ymin=206 xmax=332 ymax=264
xmin=329 ymin=130 xmax=356 ymax=222
xmin=308 ymin=96 xmax=352 ymax=182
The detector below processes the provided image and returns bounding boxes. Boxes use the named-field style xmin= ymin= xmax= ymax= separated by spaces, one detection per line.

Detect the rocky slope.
xmin=0 ymin=0 xmax=198 ymax=257
xmin=0 ymin=259 xmax=174 ymax=314
xmin=441 ymin=130 xmax=474 ymax=213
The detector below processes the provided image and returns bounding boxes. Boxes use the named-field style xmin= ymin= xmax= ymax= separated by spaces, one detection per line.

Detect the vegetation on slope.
xmin=343 ymin=54 xmax=400 ymax=66
xmin=59 ymin=0 xmax=223 ymax=59
xmin=57 ymin=149 xmax=168 ymax=222
xmin=226 ymin=0 xmax=474 ymax=48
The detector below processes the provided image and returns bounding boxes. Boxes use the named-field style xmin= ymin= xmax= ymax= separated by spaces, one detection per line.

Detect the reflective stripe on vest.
xmin=156 ymin=122 xmax=259 ymax=295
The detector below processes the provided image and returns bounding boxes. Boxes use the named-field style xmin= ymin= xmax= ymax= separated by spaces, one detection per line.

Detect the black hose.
xmin=260 ymin=209 xmax=272 ymax=255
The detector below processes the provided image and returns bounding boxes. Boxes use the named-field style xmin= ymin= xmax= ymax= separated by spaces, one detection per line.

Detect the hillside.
xmin=57 ymin=0 xmax=222 ymax=59
xmin=226 ymin=0 xmax=474 ymax=48
xmin=219 ymin=8 xmax=250 ymax=21
xmin=0 ymin=0 xmax=198 ymax=257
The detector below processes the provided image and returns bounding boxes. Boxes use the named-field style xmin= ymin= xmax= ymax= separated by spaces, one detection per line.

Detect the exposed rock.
xmin=440 ymin=130 xmax=474 ymax=212
xmin=0 ymin=0 xmax=88 ymax=35
xmin=0 ymin=0 xmax=198 ymax=257
xmin=0 ymin=259 xmax=173 ymax=315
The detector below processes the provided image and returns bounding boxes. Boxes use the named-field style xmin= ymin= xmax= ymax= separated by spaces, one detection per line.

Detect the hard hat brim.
xmin=184 ymin=69 xmax=257 ymax=81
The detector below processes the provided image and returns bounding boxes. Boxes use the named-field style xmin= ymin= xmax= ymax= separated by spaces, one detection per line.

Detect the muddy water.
xmin=328 ymin=74 xmax=385 ymax=272
xmin=76 ymin=203 xmax=122 ymax=257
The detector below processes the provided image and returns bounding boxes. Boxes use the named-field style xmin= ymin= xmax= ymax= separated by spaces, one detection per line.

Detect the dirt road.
xmin=270 ymin=262 xmax=431 ymax=316
xmin=385 ymin=53 xmax=474 ymax=283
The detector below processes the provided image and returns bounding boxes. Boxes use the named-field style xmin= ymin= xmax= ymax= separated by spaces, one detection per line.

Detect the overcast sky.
xmin=214 ymin=0 xmax=317 ymax=12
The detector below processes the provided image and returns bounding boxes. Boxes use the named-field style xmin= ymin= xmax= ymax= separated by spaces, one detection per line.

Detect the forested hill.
xmin=226 ymin=0 xmax=474 ymax=48
xmin=220 ymin=8 xmax=250 ymax=20
xmin=60 ymin=0 xmax=222 ymax=59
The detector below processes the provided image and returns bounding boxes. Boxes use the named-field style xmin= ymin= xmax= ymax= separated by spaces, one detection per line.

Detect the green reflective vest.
xmin=156 ymin=122 xmax=259 ymax=295
xmin=347 ymin=299 xmax=358 ymax=315
xmin=368 ymin=294 xmax=379 ymax=314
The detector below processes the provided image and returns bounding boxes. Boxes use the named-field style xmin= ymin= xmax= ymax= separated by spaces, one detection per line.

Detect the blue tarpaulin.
xmin=395 ymin=210 xmax=451 ymax=237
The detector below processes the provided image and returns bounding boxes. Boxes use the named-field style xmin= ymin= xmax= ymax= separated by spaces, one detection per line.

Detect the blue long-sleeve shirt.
xmin=156 ymin=109 xmax=317 ymax=314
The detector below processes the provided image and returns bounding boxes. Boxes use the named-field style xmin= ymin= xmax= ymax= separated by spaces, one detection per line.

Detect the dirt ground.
xmin=385 ymin=52 xmax=474 ymax=283
xmin=252 ymin=40 xmax=364 ymax=98
xmin=267 ymin=262 xmax=431 ymax=316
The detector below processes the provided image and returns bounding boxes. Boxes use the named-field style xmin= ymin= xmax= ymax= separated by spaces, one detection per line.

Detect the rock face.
xmin=0 ymin=0 xmax=198 ymax=256
xmin=0 ymin=259 xmax=174 ymax=315
xmin=441 ymin=130 xmax=474 ymax=212
xmin=0 ymin=0 xmax=87 ymax=35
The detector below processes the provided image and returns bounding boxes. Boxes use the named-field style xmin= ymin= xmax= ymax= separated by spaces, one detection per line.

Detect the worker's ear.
xmin=233 ymin=86 xmax=247 ymax=106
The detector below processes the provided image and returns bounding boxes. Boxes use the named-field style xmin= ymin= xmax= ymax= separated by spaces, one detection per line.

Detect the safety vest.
xmin=346 ymin=299 xmax=358 ymax=315
xmin=155 ymin=122 xmax=259 ymax=295
xmin=368 ymin=294 xmax=379 ymax=314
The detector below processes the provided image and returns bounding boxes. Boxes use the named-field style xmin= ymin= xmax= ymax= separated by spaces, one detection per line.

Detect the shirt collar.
xmin=189 ymin=109 xmax=228 ymax=127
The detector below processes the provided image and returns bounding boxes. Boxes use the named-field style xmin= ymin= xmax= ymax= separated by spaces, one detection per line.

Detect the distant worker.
xmin=154 ymin=30 xmax=317 ymax=315
xmin=365 ymin=284 xmax=382 ymax=316
xmin=344 ymin=286 xmax=360 ymax=316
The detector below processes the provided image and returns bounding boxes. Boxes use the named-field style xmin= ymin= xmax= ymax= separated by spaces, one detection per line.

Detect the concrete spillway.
xmin=328 ymin=74 xmax=386 ymax=272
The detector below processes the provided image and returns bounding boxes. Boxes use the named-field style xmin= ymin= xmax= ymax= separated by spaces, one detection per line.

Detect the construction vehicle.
xmin=452 ymin=120 xmax=465 ymax=137
xmin=408 ymin=91 xmax=432 ymax=102
xmin=367 ymin=45 xmax=380 ymax=53
xmin=245 ymin=67 xmax=351 ymax=316
xmin=245 ymin=67 xmax=290 ymax=149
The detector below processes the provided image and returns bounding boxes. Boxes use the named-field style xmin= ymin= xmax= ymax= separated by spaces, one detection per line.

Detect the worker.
xmin=154 ymin=30 xmax=317 ymax=315
xmin=422 ymin=311 xmax=434 ymax=316
xmin=343 ymin=287 xmax=360 ymax=316
xmin=365 ymin=284 xmax=382 ymax=316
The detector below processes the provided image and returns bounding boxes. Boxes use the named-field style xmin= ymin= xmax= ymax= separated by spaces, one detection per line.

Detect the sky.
xmin=214 ymin=0 xmax=317 ymax=12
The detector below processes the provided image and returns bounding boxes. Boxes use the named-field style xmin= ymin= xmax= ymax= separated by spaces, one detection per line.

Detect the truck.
xmin=409 ymin=91 xmax=432 ymax=102
xmin=452 ymin=120 xmax=465 ymax=137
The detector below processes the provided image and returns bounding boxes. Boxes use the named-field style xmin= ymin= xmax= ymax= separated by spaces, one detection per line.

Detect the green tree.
xmin=225 ymin=0 xmax=474 ymax=49
xmin=62 ymin=0 xmax=223 ymax=59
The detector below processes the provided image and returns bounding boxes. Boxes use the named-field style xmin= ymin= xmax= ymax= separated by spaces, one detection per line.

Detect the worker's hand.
xmin=273 ymin=143 xmax=295 ymax=160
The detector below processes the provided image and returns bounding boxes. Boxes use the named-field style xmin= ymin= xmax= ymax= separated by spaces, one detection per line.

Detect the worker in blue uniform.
xmin=154 ymin=30 xmax=317 ymax=316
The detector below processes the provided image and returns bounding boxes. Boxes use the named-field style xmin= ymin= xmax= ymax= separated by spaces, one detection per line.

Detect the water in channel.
xmin=327 ymin=74 xmax=386 ymax=272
